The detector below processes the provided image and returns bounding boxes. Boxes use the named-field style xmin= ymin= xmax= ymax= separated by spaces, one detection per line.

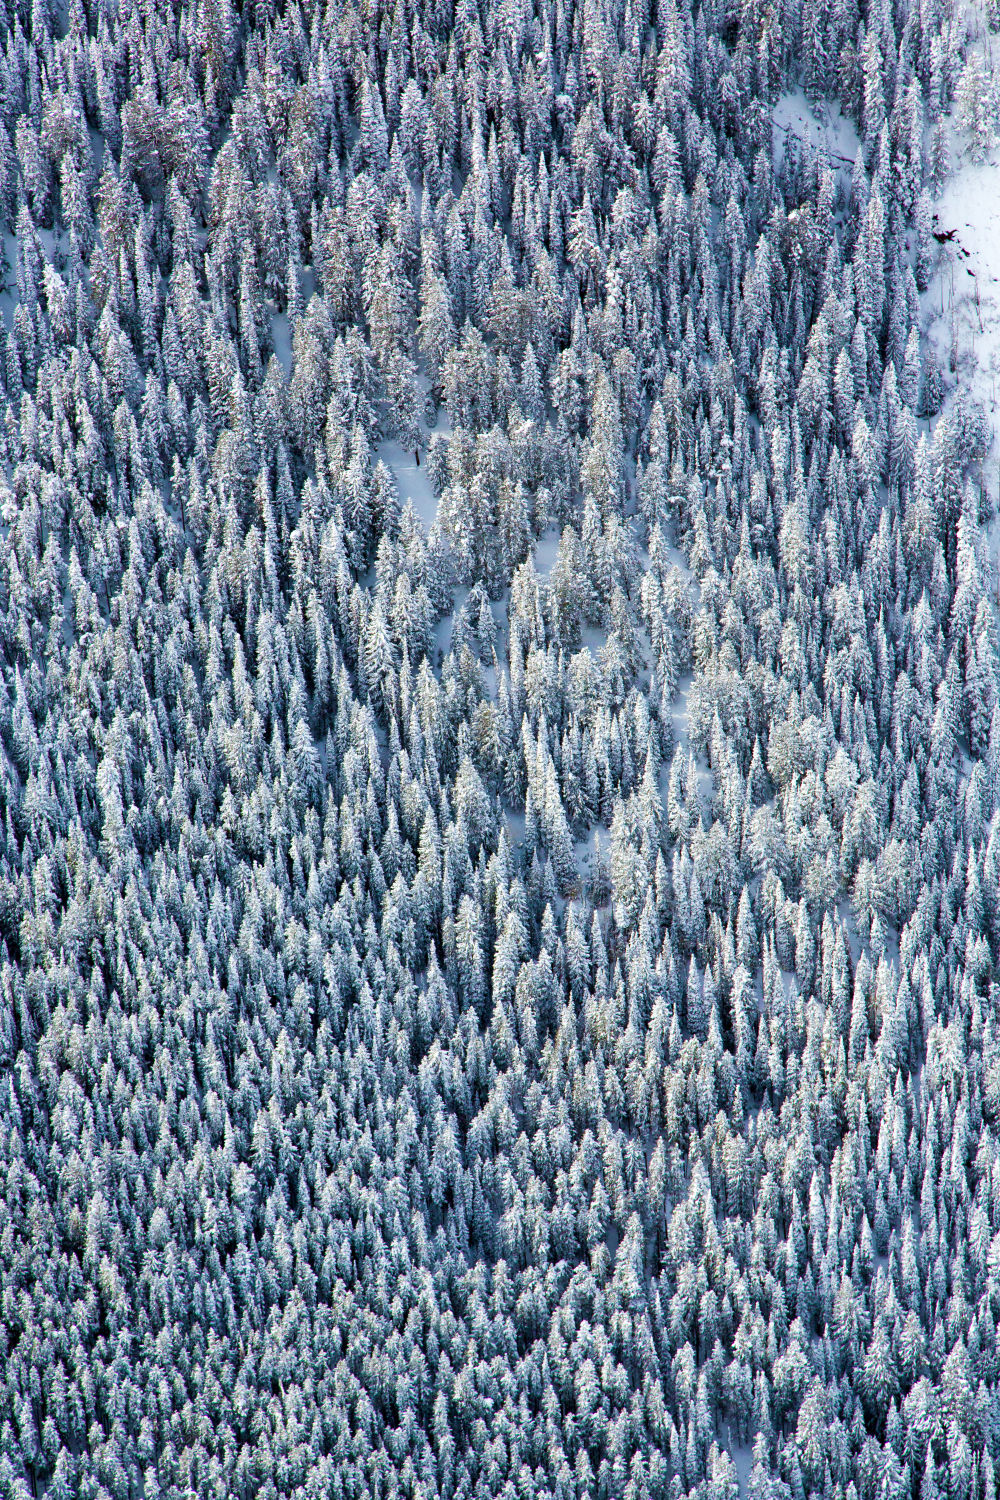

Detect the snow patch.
xmin=505 ymin=807 xmax=527 ymax=851
xmin=379 ymin=438 xmax=440 ymax=532
xmin=0 ymin=229 xmax=16 ymax=332
xmin=573 ymin=824 xmax=610 ymax=906
xmin=378 ymin=373 xmax=452 ymax=535
xmin=89 ymin=126 xmax=106 ymax=175
xmin=579 ymin=622 xmax=609 ymax=655
xmin=671 ymin=671 xmax=695 ymax=755
xmin=434 ymin=583 xmax=469 ymax=662
xmin=772 ymin=91 xmax=861 ymax=175
xmin=270 ymin=309 xmax=292 ymax=375
xmin=533 ymin=523 xmax=560 ymax=579
xmin=924 ymin=98 xmax=1000 ymax=588
xmin=727 ymin=1436 xmax=754 ymax=1500
xmin=837 ymin=897 xmax=862 ymax=967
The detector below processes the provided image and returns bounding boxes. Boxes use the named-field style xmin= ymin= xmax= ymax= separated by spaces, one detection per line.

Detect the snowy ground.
xmin=923 ymin=48 xmax=1000 ymax=589
xmin=0 ymin=229 xmax=16 ymax=331
xmin=648 ymin=524 xmax=713 ymax=805
xmin=728 ymin=1437 xmax=753 ymax=1500
xmin=533 ymin=523 xmax=560 ymax=578
xmin=669 ymin=671 xmax=697 ymax=764
xmin=771 ymin=90 xmax=861 ymax=177
xmin=270 ymin=309 xmax=292 ymax=374
xmin=379 ymin=437 xmax=441 ymax=533
xmin=432 ymin=583 xmax=468 ymax=662
xmin=378 ymin=374 xmax=452 ymax=534
xmin=269 ymin=268 xmax=317 ymax=376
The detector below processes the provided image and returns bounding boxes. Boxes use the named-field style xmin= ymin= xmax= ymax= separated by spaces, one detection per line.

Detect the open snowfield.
xmin=378 ymin=436 xmax=441 ymax=532
xmin=533 ymin=523 xmax=560 ymax=578
xmin=771 ymin=90 xmax=861 ymax=175
xmin=378 ymin=374 xmax=452 ymax=534
xmin=924 ymin=49 xmax=1000 ymax=587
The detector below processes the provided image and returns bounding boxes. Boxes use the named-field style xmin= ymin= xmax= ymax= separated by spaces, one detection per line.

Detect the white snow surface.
xmin=533 ymin=523 xmax=560 ymax=578
xmin=270 ymin=310 xmax=292 ymax=375
xmin=771 ymin=90 xmax=862 ymax=174
xmin=0 ymin=230 xmax=16 ymax=332
xmin=269 ymin=269 xmax=317 ymax=376
xmin=378 ymin=373 xmax=452 ymax=535
xmin=433 ymin=583 xmax=468 ymax=662
xmin=646 ymin=519 xmax=712 ymax=801
xmin=728 ymin=1437 xmax=753 ymax=1500
xmin=924 ymin=50 xmax=1000 ymax=588
xmin=379 ymin=438 xmax=440 ymax=532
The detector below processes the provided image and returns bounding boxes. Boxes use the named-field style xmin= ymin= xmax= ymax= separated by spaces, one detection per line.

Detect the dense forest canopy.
xmin=0 ymin=0 xmax=999 ymax=1496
